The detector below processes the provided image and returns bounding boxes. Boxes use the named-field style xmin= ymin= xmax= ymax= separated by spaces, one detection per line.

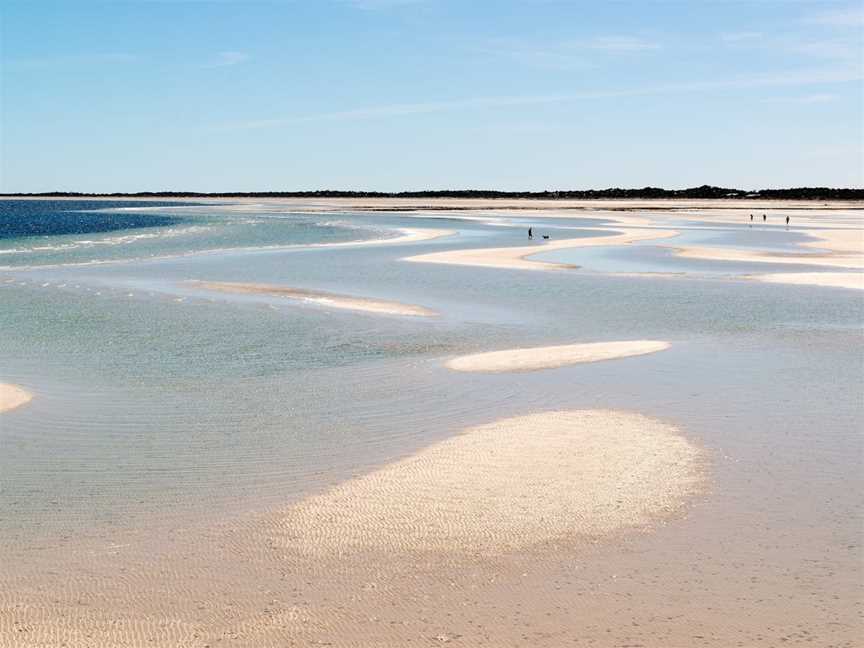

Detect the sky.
xmin=1 ymin=0 xmax=862 ymax=192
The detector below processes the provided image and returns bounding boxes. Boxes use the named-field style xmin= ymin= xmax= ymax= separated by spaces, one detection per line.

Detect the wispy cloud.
xmin=203 ymin=51 xmax=250 ymax=68
xmin=720 ymin=27 xmax=860 ymax=64
xmin=481 ymin=35 xmax=661 ymax=70
xmin=804 ymin=6 xmax=864 ymax=27
xmin=761 ymin=93 xmax=838 ymax=104
xmin=230 ymin=94 xmax=565 ymax=129
xmin=222 ymin=66 xmax=862 ymax=131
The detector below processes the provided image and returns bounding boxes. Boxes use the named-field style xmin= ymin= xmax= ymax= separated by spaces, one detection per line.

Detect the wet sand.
xmin=404 ymin=228 xmax=679 ymax=271
xmin=0 ymin=384 xmax=32 ymax=413
xmin=0 ymin=410 xmax=707 ymax=646
xmin=674 ymin=244 xmax=864 ymax=270
xmin=187 ymin=280 xmax=437 ymax=317
xmin=446 ymin=340 xmax=670 ymax=372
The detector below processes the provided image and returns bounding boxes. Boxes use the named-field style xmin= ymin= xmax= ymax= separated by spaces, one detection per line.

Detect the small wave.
xmin=0 ymin=225 xmax=213 ymax=257
xmin=0 ymin=227 xmax=421 ymax=271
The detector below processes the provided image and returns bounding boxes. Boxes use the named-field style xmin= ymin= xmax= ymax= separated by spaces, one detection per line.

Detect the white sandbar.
xmin=280 ymin=410 xmax=704 ymax=556
xmin=188 ymin=281 xmax=436 ymax=317
xmin=446 ymin=340 xmax=671 ymax=373
xmin=318 ymin=226 xmax=454 ymax=248
xmin=404 ymin=228 xmax=679 ymax=271
xmin=0 ymin=384 xmax=33 ymax=413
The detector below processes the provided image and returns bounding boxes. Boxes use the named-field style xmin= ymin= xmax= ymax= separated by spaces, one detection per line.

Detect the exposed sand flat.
xmin=446 ymin=340 xmax=671 ymax=373
xmin=673 ymin=244 xmax=864 ymax=270
xmin=187 ymin=280 xmax=436 ymax=316
xmin=404 ymin=228 xmax=679 ymax=270
xmin=754 ymin=272 xmax=864 ymax=291
xmin=0 ymin=384 xmax=32 ymax=413
xmin=279 ymin=410 xmax=704 ymax=556
xmin=801 ymin=228 xmax=864 ymax=255
xmin=317 ymin=226 xmax=454 ymax=248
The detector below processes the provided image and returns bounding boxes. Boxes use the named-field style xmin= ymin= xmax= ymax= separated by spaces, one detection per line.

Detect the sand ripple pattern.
xmin=445 ymin=340 xmax=670 ymax=373
xmin=280 ymin=410 xmax=704 ymax=557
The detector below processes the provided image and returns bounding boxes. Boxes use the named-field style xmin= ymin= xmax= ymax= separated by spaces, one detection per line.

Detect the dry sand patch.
xmin=0 ymin=384 xmax=32 ymax=413
xmin=446 ymin=340 xmax=670 ymax=373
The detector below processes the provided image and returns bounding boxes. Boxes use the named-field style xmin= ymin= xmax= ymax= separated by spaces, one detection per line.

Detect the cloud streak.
xmin=803 ymin=7 xmax=864 ymax=27
xmin=223 ymin=66 xmax=862 ymax=130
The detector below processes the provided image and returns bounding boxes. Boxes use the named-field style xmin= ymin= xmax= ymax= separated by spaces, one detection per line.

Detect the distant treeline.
xmin=2 ymin=185 xmax=863 ymax=200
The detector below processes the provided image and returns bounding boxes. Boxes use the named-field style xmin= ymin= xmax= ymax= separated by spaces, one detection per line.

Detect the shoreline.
xmin=446 ymin=340 xmax=671 ymax=372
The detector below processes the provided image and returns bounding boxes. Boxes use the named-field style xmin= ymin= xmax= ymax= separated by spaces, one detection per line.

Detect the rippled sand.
xmin=280 ymin=410 xmax=704 ymax=556
xmin=0 ymin=409 xmax=705 ymax=647
xmin=754 ymin=272 xmax=864 ymax=290
xmin=0 ymin=384 xmax=32 ymax=413
xmin=446 ymin=340 xmax=670 ymax=373
xmin=187 ymin=281 xmax=437 ymax=316
xmin=403 ymin=228 xmax=679 ymax=271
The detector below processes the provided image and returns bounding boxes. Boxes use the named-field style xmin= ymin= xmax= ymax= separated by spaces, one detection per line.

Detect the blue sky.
xmin=1 ymin=0 xmax=862 ymax=192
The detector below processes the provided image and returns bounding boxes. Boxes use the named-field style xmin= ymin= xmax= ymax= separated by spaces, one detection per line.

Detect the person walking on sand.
xmin=750 ymin=214 xmax=753 ymax=222
xmin=763 ymin=214 xmax=767 ymax=222
xmin=786 ymin=215 xmax=790 ymax=227
xmin=528 ymin=227 xmax=533 ymax=239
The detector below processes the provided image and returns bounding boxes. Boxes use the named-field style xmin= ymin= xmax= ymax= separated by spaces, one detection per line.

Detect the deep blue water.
xmin=0 ymin=200 xmax=192 ymax=239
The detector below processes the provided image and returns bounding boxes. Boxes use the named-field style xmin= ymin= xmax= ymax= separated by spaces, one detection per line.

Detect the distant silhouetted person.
xmin=763 ymin=214 xmax=767 ymax=222
xmin=528 ymin=227 xmax=533 ymax=239
xmin=750 ymin=214 xmax=753 ymax=222
xmin=786 ymin=215 xmax=790 ymax=227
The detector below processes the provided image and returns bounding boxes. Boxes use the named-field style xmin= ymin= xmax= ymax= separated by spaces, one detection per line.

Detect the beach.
xmin=1 ymin=197 xmax=862 ymax=646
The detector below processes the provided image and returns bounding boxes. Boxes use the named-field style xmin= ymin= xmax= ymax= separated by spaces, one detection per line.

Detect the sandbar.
xmin=318 ymin=226 xmax=454 ymax=248
xmin=0 ymin=384 xmax=32 ymax=413
xmin=187 ymin=280 xmax=436 ymax=317
xmin=446 ymin=340 xmax=670 ymax=373
xmin=753 ymin=272 xmax=864 ymax=291
xmin=674 ymin=244 xmax=863 ymax=270
xmin=801 ymin=228 xmax=864 ymax=255
xmin=404 ymin=228 xmax=679 ymax=271
xmin=279 ymin=409 xmax=704 ymax=556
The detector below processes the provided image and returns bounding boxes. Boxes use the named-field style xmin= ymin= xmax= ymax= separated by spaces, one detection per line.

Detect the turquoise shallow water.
xmin=0 ymin=201 xmax=862 ymax=565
